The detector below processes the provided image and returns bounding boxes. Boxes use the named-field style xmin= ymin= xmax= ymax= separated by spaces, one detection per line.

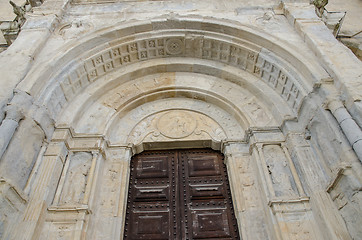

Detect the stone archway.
xmin=7 ymin=18 xmax=354 ymax=240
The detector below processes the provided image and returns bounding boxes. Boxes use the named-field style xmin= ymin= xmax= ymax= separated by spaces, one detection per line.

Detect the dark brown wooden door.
xmin=124 ymin=149 xmax=240 ymax=240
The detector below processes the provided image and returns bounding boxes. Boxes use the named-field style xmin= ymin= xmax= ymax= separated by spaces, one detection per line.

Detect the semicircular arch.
xmin=15 ymin=17 xmax=329 ymax=143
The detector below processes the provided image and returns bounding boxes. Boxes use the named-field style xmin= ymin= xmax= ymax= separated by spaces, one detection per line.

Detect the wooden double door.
xmin=124 ymin=149 xmax=240 ymax=239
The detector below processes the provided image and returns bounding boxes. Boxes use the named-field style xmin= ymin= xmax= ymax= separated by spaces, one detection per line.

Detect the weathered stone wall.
xmin=0 ymin=0 xmax=361 ymax=239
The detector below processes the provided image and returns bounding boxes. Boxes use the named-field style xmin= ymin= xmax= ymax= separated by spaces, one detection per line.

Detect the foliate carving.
xmin=107 ymin=97 xmax=243 ymax=143
xmin=157 ymin=111 xmax=197 ymax=139
xmin=128 ymin=110 xmax=226 ymax=144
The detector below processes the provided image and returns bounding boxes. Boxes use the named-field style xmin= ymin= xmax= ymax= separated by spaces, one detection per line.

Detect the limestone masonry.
xmin=0 ymin=0 xmax=361 ymax=239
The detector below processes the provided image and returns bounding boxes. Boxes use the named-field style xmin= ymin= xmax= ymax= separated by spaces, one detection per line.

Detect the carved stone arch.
xmin=56 ymin=65 xmax=287 ymax=135
xmin=1 ymin=0 xmax=360 ymax=237
xmin=10 ymin=16 xmax=346 ymax=240
xmin=17 ymin=17 xmax=327 ymax=128
xmin=27 ymin=19 xmax=320 ymax=239
xmin=74 ymin=71 xmax=277 ymax=137
xmin=112 ymin=103 xmax=238 ymax=153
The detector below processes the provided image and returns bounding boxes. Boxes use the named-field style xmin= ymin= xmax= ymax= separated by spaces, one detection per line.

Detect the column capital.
xmin=4 ymin=104 xmax=24 ymax=122
xmin=324 ymin=95 xmax=344 ymax=113
xmin=104 ymin=145 xmax=133 ymax=162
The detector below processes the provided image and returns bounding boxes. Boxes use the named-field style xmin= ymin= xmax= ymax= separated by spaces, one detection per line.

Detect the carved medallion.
xmin=157 ymin=110 xmax=197 ymax=139
xmin=165 ymin=38 xmax=184 ymax=55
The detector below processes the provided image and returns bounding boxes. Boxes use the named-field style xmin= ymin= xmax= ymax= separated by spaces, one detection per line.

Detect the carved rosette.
xmin=165 ymin=38 xmax=184 ymax=55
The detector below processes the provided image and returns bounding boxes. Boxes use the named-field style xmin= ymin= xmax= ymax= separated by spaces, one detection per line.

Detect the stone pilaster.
xmin=286 ymin=133 xmax=352 ymax=240
xmin=223 ymin=141 xmax=272 ymax=240
xmin=14 ymin=140 xmax=68 ymax=239
xmin=88 ymin=145 xmax=132 ymax=239
xmin=249 ymin=128 xmax=323 ymax=240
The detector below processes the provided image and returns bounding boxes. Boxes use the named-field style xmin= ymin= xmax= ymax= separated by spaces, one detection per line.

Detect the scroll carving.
xmin=128 ymin=110 xmax=227 ymax=144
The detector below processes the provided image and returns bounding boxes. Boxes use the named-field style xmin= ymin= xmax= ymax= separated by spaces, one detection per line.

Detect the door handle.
xmin=195 ymin=187 xmax=219 ymax=191
xmin=139 ymin=189 xmax=164 ymax=193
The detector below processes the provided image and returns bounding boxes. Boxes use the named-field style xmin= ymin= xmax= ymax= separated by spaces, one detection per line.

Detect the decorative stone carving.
xmin=0 ymin=0 xmax=35 ymax=47
xmin=59 ymin=152 xmax=92 ymax=205
xmin=165 ymin=38 xmax=184 ymax=55
xmin=57 ymin=21 xmax=93 ymax=39
xmin=255 ymin=54 xmax=304 ymax=112
xmin=263 ymin=145 xmax=299 ymax=198
xmin=103 ymin=95 xmax=245 ymax=144
xmin=156 ymin=110 xmax=197 ymax=139
xmin=40 ymin=207 xmax=90 ymax=240
xmin=237 ymin=156 xmax=259 ymax=208
xmin=128 ymin=110 xmax=227 ymax=145
xmin=313 ymin=0 xmax=328 ymax=17
xmin=242 ymin=98 xmax=273 ymax=126
xmin=286 ymin=217 xmax=314 ymax=240
xmin=48 ymin=33 xmax=305 ymax=121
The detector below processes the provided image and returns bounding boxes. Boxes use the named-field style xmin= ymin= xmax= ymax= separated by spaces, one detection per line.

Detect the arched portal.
xmin=8 ymin=17 xmax=354 ymax=240
xmin=124 ymin=148 xmax=241 ymax=240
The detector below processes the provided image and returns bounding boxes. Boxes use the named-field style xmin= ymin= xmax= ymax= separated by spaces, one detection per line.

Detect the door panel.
xmin=124 ymin=149 xmax=240 ymax=240
xmin=187 ymin=155 xmax=221 ymax=177
xmin=135 ymin=156 xmax=170 ymax=179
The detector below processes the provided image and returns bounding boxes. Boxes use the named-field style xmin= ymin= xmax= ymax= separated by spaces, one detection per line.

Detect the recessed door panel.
xmin=187 ymin=155 xmax=221 ymax=177
xmin=124 ymin=149 xmax=240 ymax=240
xmin=191 ymin=210 xmax=231 ymax=238
xmin=135 ymin=156 xmax=170 ymax=179
xmin=131 ymin=211 xmax=170 ymax=239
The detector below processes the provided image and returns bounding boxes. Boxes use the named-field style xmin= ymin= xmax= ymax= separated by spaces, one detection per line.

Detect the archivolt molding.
xmin=42 ymin=32 xmax=306 ymax=120
xmin=106 ymin=97 xmax=244 ymax=146
xmin=15 ymin=18 xmax=326 ymax=129
xmin=66 ymin=72 xmax=277 ymax=138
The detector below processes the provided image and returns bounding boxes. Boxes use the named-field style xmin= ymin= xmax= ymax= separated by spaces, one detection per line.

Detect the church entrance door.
xmin=124 ymin=149 xmax=240 ymax=239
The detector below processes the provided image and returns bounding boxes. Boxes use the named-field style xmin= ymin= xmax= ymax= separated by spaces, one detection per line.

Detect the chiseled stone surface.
xmin=0 ymin=0 xmax=361 ymax=239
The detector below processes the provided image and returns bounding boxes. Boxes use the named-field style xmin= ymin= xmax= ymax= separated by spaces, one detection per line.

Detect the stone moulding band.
xmin=49 ymin=33 xmax=306 ymax=118
xmin=19 ymin=18 xmax=319 ymax=126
